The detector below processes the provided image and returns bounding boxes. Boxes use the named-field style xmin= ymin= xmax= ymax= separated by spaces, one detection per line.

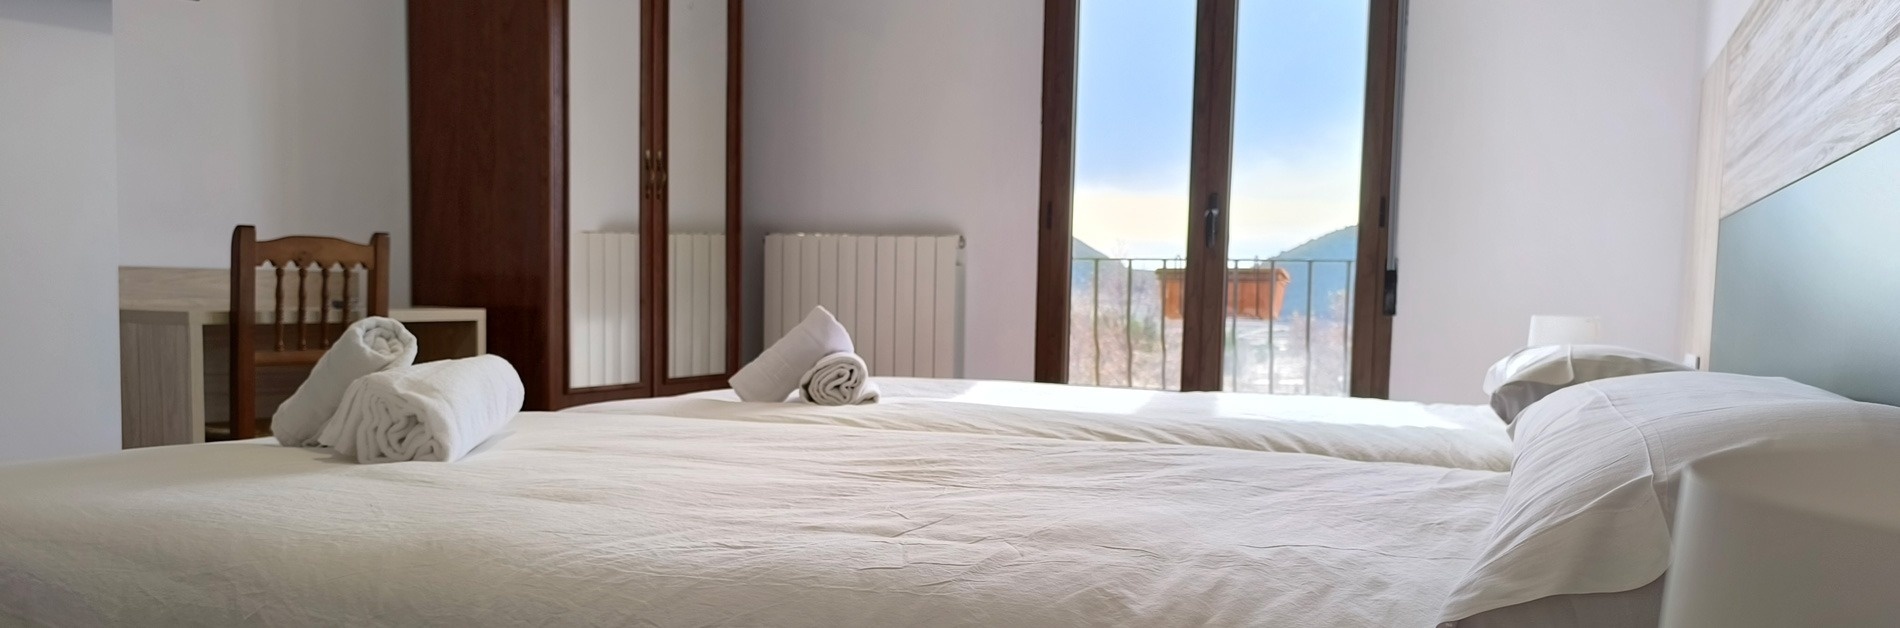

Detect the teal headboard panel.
xmin=1712 ymin=129 xmax=1900 ymax=405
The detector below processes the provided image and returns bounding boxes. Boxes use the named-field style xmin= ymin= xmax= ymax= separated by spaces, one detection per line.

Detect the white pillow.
xmin=1438 ymin=371 xmax=1900 ymax=624
xmin=728 ymin=306 xmax=854 ymax=402
xmin=1482 ymin=344 xmax=1689 ymax=424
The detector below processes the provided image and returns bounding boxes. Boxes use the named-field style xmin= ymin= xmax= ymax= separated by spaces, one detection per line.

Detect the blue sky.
xmin=1072 ymin=0 xmax=1369 ymax=259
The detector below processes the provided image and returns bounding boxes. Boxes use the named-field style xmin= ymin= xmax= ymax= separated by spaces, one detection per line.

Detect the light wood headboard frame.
xmin=1682 ymin=0 xmax=1900 ymax=361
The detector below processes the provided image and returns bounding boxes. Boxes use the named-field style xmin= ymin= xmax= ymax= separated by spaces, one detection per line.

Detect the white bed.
xmin=572 ymin=377 xmax=1513 ymax=471
xmin=0 ymin=411 xmax=1507 ymax=627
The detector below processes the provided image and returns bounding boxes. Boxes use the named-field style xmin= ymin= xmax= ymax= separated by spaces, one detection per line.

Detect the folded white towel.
xmin=272 ymin=317 xmax=418 ymax=447
xmin=317 ymin=355 xmax=525 ymax=463
xmin=799 ymin=352 xmax=879 ymax=406
xmin=730 ymin=306 xmax=855 ymax=402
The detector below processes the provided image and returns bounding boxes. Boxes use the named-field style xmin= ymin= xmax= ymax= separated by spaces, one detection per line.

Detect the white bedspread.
xmin=573 ymin=377 xmax=1513 ymax=470
xmin=0 ymin=413 xmax=1505 ymax=627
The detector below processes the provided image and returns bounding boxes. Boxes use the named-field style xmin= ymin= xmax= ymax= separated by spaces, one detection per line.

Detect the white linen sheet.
xmin=573 ymin=377 xmax=1513 ymax=470
xmin=0 ymin=413 xmax=1506 ymax=628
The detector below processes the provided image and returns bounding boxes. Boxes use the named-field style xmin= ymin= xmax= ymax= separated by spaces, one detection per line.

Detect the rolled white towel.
xmin=317 ymin=355 xmax=525 ymax=463
xmin=272 ymin=317 xmax=418 ymax=447
xmin=730 ymin=306 xmax=854 ymax=402
xmin=799 ymin=352 xmax=879 ymax=406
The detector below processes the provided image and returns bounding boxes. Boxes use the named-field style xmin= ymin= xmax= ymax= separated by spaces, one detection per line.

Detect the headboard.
xmin=1710 ymin=128 xmax=1900 ymax=405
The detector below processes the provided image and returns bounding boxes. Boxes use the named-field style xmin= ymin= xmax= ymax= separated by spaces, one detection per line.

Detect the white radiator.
xmin=763 ymin=233 xmax=963 ymax=377
xmin=570 ymin=232 xmax=727 ymax=388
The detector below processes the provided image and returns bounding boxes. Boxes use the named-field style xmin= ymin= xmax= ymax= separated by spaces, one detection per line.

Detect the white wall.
xmin=743 ymin=0 xmax=1044 ymax=380
xmin=0 ymin=0 xmax=120 ymax=461
xmin=115 ymin=0 xmax=411 ymax=304
xmin=1389 ymin=0 xmax=1703 ymax=402
xmin=1702 ymin=0 xmax=1757 ymax=68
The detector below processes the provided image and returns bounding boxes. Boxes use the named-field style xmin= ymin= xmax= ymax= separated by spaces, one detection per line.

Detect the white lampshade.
xmin=1661 ymin=447 xmax=1900 ymax=628
xmin=1526 ymin=315 xmax=1600 ymax=346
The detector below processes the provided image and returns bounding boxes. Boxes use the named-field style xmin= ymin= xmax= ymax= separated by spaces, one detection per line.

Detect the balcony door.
xmin=1034 ymin=0 xmax=1403 ymax=396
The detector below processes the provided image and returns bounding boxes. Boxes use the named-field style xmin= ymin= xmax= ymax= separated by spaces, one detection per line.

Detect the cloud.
xmin=1073 ymin=125 xmax=1363 ymax=260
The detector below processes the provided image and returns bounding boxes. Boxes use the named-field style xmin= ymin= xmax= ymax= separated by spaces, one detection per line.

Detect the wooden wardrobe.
xmin=408 ymin=0 xmax=742 ymax=410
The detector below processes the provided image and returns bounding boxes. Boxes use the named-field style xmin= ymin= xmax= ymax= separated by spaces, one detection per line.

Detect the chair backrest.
xmin=227 ymin=225 xmax=390 ymax=440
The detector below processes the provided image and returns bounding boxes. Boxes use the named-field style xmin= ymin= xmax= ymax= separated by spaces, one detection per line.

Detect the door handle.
xmin=656 ymin=151 xmax=667 ymax=194
xmin=641 ymin=150 xmax=655 ymax=199
xmin=1203 ymin=193 xmax=1221 ymax=248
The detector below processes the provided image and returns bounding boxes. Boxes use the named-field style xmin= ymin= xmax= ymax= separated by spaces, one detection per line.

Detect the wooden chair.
xmin=226 ymin=225 xmax=390 ymax=440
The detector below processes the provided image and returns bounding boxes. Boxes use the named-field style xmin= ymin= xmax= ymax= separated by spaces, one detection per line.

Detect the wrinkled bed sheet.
xmin=573 ymin=377 xmax=1513 ymax=471
xmin=0 ymin=412 xmax=1505 ymax=627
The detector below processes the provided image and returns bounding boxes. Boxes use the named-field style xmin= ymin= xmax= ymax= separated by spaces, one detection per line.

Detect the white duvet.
xmin=0 ymin=412 xmax=1506 ymax=628
xmin=574 ymin=377 xmax=1513 ymax=470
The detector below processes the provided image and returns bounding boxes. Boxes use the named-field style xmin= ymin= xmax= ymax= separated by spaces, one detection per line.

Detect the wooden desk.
xmin=119 ymin=267 xmax=486 ymax=448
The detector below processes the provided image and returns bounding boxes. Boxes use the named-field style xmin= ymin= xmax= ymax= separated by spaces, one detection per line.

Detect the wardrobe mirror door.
xmin=566 ymin=0 xmax=644 ymax=391
xmin=663 ymin=0 xmax=730 ymax=379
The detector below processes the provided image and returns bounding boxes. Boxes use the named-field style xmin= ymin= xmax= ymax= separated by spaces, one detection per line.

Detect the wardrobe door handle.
xmin=656 ymin=151 xmax=667 ymax=193
xmin=642 ymin=150 xmax=655 ymax=199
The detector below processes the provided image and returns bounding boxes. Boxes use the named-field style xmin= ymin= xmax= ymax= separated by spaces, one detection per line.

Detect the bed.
xmin=10 ymin=371 xmax=1898 ymax=627
xmin=1 ymin=412 xmax=1505 ymax=627
xmin=22 ymin=358 xmax=1846 ymax=628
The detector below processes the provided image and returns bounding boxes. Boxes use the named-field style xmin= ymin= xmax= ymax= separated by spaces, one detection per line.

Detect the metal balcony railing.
xmin=1069 ymin=257 xmax=1356 ymax=396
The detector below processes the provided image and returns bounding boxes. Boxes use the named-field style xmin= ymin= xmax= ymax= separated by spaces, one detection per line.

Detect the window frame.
xmin=1032 ymin=0 xmax=1404 ymax=397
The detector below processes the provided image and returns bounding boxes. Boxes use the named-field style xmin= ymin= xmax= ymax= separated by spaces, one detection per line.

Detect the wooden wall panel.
xmin=1721 ymin=0 xmax=1900 ymax=215
xmin=408 ymin=0 xmax=566 ymax=409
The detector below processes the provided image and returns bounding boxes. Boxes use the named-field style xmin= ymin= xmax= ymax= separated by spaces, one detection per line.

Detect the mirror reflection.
xmin=666 ymin=0 xmax=729 ymax=379
xmin=567 ymin=0 xmax=643 ymax=389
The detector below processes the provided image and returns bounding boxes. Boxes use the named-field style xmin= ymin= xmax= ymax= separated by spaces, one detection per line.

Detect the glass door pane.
xmin=1067 ymin=0 xmax=1198 ymax=390
xmin=566 ymin=0 xmax=644 ymax=390
xmin=1222 ymin=0 xmax=1369 ymax=395
xmin=663 ymin=0 xmax=729 ymax=379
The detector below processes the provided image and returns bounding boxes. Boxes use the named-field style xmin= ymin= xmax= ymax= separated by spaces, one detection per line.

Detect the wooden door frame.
xmin=1349 ymin=0 xmax=1404 ymax=399
xmin=644 ymin=0 xmax=674 ymax=397
xmin=1032 ymin=0 xmax=1404 ymax=397
xmin=652 ymin=0 xmax=745 ymax=398
xmin=1178 ymin=0 xmax=1239 ymax=391
xmin=556 ymin=0 xmax=747 ymax=407
xmin=1031 ymin=0 xmax=1079 ymax=385
xmin=553 ymin=0 xmax=660 ymax=407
